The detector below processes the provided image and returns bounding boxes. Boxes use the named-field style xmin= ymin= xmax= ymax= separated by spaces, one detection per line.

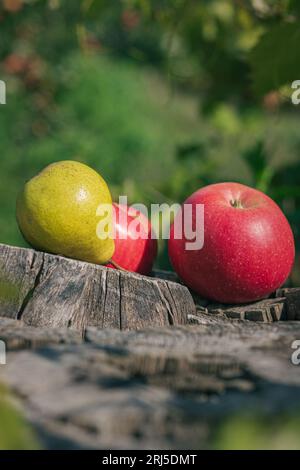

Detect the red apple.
xmin=168 ymin=182 xmax=295 ymax=304
xmin=107 ymin=203 xmax=157 ymax=275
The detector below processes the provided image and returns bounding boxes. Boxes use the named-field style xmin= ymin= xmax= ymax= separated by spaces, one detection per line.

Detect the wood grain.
xmin=155 ymin=270 xmax=300 ymax=323
xmin=1 ymin=317 xmax=300 ymax=449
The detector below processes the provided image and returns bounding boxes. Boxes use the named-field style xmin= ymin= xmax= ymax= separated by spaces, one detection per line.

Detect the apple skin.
xmin=168 ymin=182 xmax=295 ymax=304
xmin=107 ymin=203 xmax=157 ymax=275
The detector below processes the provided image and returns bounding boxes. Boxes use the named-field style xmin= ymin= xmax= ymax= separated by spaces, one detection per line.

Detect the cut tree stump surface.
xmin=1 ymin=244 xmax=300 ymax=448
xmin=0 ymin=243 xmax=298 ymax=334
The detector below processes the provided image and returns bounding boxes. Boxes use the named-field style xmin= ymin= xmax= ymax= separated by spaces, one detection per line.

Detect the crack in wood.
xmin=17 ymin=253 xmax=45 ymax=320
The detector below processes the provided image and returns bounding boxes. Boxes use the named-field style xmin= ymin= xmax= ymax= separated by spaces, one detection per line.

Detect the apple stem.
xmin=108 ymin=259 xmax=127 ymax=272
xmin=230 ymin=199 xmax=243 ymax=209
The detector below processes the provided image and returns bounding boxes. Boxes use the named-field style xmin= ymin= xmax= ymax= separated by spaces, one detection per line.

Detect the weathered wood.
xmin=0 ymin=242 xmax=299 ymax=340
xmin=1 ymin=261 xmax=299 ymax=449
xmin=207 ymin=297 xmax=287 ymax=322
xmin=276 ymin=288 xmax=300 ymax=321
xmin=0 ymin=244 xmax=193 ymax=332
xmin=154 ymin=270 xmax=300 ymax=322
xmin=1 ymin=317 xmax=300 ymax=449
xmin=0 ymin=317 xmax=81 ymax=350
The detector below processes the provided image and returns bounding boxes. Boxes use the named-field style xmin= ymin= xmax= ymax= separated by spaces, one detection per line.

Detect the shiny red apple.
xmin=169 ymin=182 xmax=295 ymax=304
xmin=107 ymin=203 xmax=157 ymax=275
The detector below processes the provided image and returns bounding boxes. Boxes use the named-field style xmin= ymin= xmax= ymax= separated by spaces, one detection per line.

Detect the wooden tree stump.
xmin=1 ymin=316 xmax=300 ymax=449
xmin=0 ymin=244 xmax=194 ymax=332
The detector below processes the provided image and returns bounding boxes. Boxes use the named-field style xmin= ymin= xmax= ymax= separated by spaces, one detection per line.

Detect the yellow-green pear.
xmin=16 ymin=161 xmax=115 ymax=264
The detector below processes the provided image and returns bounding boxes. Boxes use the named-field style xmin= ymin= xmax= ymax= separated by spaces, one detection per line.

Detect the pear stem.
xmin=108 ymin=259 xmax=127 ymax=272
